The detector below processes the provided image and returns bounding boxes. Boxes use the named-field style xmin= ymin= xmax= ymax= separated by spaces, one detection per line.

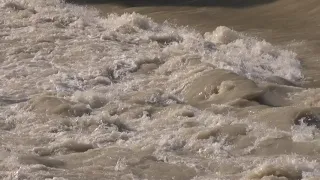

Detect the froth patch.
xmin=196 ymin=124 xmax=248 ymax=140
xmin=247 ymin=165 xmax=302 ymax=179
xmin=204 ymin=26 xmax=303 ymax=84
xmin=149 ymin=33 xmax=183 ymax=44
xmin=45 ymin=177 xmax=68 ymax=180
xmin=204 ymin=26 xmax=240 ymax=44
xmin=73 ymin=91 xmax=107 ymax=109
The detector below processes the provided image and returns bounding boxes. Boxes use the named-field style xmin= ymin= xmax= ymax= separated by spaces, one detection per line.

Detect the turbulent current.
xmin=1 ymin=0 xmax=320 ymax=179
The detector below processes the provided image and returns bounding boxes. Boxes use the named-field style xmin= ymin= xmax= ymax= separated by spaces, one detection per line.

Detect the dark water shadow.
xmin=65 ymin=0 xmax=278 ymax=8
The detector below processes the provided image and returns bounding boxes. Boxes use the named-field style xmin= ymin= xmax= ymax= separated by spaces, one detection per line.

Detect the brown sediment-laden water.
xmin=1 ymin=0 xmax=320 ymax=179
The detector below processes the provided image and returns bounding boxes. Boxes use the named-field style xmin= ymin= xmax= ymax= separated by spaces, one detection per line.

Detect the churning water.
xmin=1 ymin=0 xmax=320 ymax=179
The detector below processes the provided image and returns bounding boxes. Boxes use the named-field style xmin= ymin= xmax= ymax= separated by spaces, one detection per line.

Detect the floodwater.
xmin=1 ymin=0 xmax=320 ymax=179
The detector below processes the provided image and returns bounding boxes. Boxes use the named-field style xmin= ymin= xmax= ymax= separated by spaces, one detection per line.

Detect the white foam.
xmin=0 ymin=0 xmax=303 ymax=99
xmin=204 ymin=26 xmax=303 ymax=83
xmin=291 ymin=123 xmax=317 ymax=142
xmin=244 ymin=156 xmax=318 ymax=180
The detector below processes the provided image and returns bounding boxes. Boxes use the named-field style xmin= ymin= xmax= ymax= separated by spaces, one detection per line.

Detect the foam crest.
xmin=204 ymin=26 xmax=303 ymax=83
xmin=245 ymin=156 xmax=318 ymax=180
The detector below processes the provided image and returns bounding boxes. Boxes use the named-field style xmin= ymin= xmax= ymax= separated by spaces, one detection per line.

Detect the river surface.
xmin=1 ymin=0 xmax=320 ymax=179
